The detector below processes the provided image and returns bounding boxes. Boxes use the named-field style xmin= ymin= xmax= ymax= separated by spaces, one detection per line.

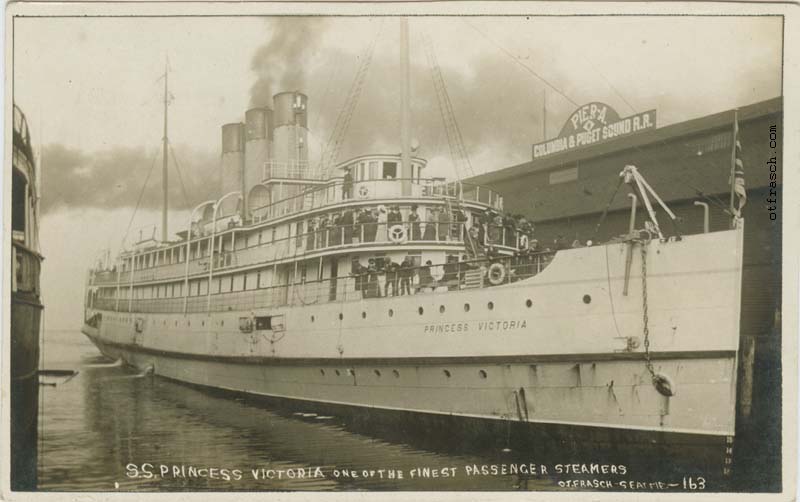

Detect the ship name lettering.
xmin=251 ymin=467 xmax=324 ymax=480
xmin=476 ymin=320 xmax=527 ymax=331
xmin=423 ymin=323 xmax=469 ymax=334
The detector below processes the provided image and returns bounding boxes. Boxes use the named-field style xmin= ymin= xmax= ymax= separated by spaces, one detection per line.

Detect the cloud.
xmin=40 ymin=143 xmax=220 ymax=215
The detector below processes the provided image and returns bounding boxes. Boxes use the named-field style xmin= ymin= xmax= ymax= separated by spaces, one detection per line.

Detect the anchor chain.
xmin=640 ymin=240 xmax=657 ymax=383
xmin=639 ymin=237 xmax=674 ymax=397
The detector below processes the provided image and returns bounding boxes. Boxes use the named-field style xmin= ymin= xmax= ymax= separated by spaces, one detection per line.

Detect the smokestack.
xmin=221 ymin=123 xmax=245 ymax=213
xmin=271 ymin=91 xmax=308 ymax=179
xmin=244 ymin=107 xmax=273 ymax=217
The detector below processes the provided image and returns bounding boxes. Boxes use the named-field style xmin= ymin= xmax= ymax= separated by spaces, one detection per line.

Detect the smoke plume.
xmin=249 ymin=17 xmax=328 ymax=107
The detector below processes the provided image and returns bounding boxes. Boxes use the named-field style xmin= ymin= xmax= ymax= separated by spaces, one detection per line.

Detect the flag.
xmin=731 ymin=112 xmax=747 ymax=217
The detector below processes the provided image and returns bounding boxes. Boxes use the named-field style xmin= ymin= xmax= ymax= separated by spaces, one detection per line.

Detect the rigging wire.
xmin=122 ymin=149 xmax=160 ymax=247
xmin=462 ymin=19 xmax=578 ymax=107
xmin=167 ymin=141 xmax=192 ymax=209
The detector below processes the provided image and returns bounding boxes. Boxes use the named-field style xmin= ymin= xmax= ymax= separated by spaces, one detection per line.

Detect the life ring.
xmin=358 ymin=185 xmax=369 ymax=198
xmin=388 ymin=224 xmax=408 ymax=243
xmin=488 ymin=263 xmax=506 ymax=285
xmin=519 ymin=234 xmax=529 ymax=249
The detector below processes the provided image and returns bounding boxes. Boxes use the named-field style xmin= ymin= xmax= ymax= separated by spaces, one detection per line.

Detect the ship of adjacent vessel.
xmin=11 ymin=104 xmax=43 ymax=490
xmin=82 ymin=20 xmax=745 ymax=472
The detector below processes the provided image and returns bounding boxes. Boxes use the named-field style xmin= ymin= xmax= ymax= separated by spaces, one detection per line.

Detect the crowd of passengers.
xmin=347 ymin=234 xmax=579 ymax=299
xmin=303 ymin=204 xmax=541 ymax=251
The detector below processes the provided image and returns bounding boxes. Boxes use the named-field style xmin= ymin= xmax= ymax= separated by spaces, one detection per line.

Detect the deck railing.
xmin=250 ymin=177 xmax=503 ymax=224
xmin=89 ymin=220 xmax=530 ymax=287
xmin=89 ymin=252 xmax=555 ymax=315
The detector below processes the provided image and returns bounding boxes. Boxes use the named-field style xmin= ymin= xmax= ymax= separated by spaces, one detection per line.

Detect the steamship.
xmin=11 ymin=104 xmax=43 ymax=490
xmin=82 ymin=22 xmax=745 ymax=466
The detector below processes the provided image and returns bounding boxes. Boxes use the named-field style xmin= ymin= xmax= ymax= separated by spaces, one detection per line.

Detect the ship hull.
xmin=11 ymin=293 xmax=42 ymax=490
xmin=82 ymin=326 xmax=732 ymax=482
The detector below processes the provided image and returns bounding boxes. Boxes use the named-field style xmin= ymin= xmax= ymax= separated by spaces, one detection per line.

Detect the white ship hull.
xmin=83 ymin=227 xmax=744 ymax=443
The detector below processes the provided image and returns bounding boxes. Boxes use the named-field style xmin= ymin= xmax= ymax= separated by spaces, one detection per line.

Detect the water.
xmin=37 ymin=329 xmax=722 ymax=492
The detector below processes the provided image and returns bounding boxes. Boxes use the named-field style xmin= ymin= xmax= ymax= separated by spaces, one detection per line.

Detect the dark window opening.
xmin=255 ymin=316 xmax=272 ymax=330
xmin=382 ymin=162 xmax=397 ymax=179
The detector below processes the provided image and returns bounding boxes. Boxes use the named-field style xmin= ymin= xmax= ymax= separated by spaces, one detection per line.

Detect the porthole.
xmin=221 ymin=320 xmax=224 ymax=327
xmin=174 ymin=321 xmax=178 ymax=327
xmin=347 ymin=369 xmax=355 ymax=376
xmin=487 ymin=301 xmax=494 ymax=310
xmin=418 ymin=307 xmax=424 ymax=315
xmin=464 ymin=303 xmax=470 ymax=312
xmin=335 ymin=369 xmax=341 ymax=376
xmin=479 ymin=369 xmax=488 ymax=379
xmin=320 ymin=369 xmax=325 ymax=376
xmin=439 ymin=305 xmax=446 ymax=314
xmin=526 ymin=299 xmax=533 ymax=308
xmin=339 ymin=313 xmax=344 ymax=320
xmin=362 ymin=312 xmax=367 ymax=319
xmin=388 ymin=309 xmax=394 ymax=317
xmin=443 ymin=369 xmax=451 ymax=378
xmin=392 ymin=370 xmax=400 ymax=378
xmin=374 ymin=369 xmax=381 ymax=378
xmin=188 ymin=321 xmax=191 ymax=327
xmin=583 ymin=294 xmax=592 ymax=304
xmin=201 ymin=321 xmax=205 ymax=327
xmin=311 ymin=315 xmax=315 ymax=322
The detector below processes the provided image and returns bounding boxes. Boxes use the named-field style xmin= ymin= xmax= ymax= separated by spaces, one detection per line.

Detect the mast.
xmin=400 ymin=18 xmax=411 ymax=195
xmin=161 ymin=58 xmax=169 ymax=242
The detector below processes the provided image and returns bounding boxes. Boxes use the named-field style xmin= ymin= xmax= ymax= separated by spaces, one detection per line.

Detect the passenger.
xmin=503 ymin=215 xmax=516 ymax=247
xmin=341 ymin=209 xmax=355 ymax=244
xmin=443 ymin=255 xmax=459 ymax=291
xmin=385 ymin=258 xmax=399 ymax=296
xmin=357 ymin=208 xmax=371 ymax=243
xmin=388 ymin=205 xmax=402 ymax=228
xmin=351 ymin=261 xmax=367 ymax=297
xmin=365 ymin=208 xmax=379 ymax=242
xmin=451 ymin=208 xmax=467 ymax=240
xmin=318 ymin=215 xmax=328 ymax=248
xmin=331 ymin=213 xmax=343 ymax=246
xmin=437 ymin=206 xmax=449 ymax=241
xmin=399 ymin=256 xmax=414 ymax=295
xmin=366 ymin=258 xmax=381 ymax=298
xmin=408 ymin=204 xmax=422 ymax=241
xmin=306 ymin=218 xmax=317 ymax=250
xmin=488 ymin=214 xmax=503 ymax=244
xmin=422 ymin=208 xmax=437 ymax=241
xmin=418 ymin=260 xmax=435 ymax=291
xmin=377 ymin=205 xmax=388 ymax=241
xmin=342 ymin=168 xmax=353 ymax=200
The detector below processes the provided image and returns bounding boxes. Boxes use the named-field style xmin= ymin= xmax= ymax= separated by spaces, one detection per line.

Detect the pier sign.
xmin=533 ymin=103 xmax=656 ymax=159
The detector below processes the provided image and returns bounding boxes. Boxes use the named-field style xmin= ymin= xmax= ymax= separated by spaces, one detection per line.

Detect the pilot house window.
xmin=383 ymin=162 xmax=397 ymax=179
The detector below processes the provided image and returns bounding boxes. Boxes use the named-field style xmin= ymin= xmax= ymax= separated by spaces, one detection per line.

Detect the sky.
xmin=11 ymin=15 xmax=783 ymax=328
